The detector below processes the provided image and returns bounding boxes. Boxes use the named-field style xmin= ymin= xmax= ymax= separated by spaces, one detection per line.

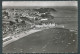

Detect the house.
xmin=40 ymin=18 xmax=48 ymax=21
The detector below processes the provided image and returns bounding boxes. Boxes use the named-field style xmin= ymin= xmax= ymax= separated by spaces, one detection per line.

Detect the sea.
xmin=2 ymin=6 xmax=78 ymax=30
xmin=2 ymin=6 xmax=78 ymax=53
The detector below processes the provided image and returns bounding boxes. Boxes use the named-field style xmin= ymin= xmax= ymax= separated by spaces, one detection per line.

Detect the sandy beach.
xmin=3 ymin=28 xmax=43 ymax=47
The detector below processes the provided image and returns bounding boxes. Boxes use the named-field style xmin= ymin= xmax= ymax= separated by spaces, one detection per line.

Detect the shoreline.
xmin=3 ymin=24 xmax=77 ymax=47
xmin=3 ymin=28 xmax=43 ymax=47
xmin=3 ymin=24 xmax=57 ymax=47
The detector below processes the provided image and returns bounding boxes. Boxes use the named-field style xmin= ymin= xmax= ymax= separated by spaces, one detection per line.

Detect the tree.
xmin=15 ymin=19 xmax=19 ymax=23
xmin=9 ymin=21 xmax=15 ymax=25
xmin=3 ymin=11 xmax=8 ymax=16
xmin=35 ymin=18 xmax=38 ymax=21
xmin=21 ymin=20 xmax=25 ymax=24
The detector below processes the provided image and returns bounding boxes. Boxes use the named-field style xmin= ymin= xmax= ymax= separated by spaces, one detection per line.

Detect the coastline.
xmin=3 ymin=28 xmax=43 ymax=47
xmin=3 ymin=24 xmax=76 ymax=47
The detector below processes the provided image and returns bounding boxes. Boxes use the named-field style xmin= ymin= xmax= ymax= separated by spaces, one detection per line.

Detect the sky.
xmin=2 ymin=1 xmax=78 ymax=7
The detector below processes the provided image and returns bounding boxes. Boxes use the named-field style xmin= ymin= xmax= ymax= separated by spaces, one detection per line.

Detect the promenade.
xmin=3 ymin=24 xmax=65 ymax=47
xmin=3 ymin=29 xmax=42 ymax=47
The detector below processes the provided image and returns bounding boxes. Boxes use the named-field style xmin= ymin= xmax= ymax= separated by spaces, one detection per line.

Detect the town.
xmin=2 ymin=8 xmax=60 ymax=38
xmin=2 ymin=1 xmax=78 ymax=53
